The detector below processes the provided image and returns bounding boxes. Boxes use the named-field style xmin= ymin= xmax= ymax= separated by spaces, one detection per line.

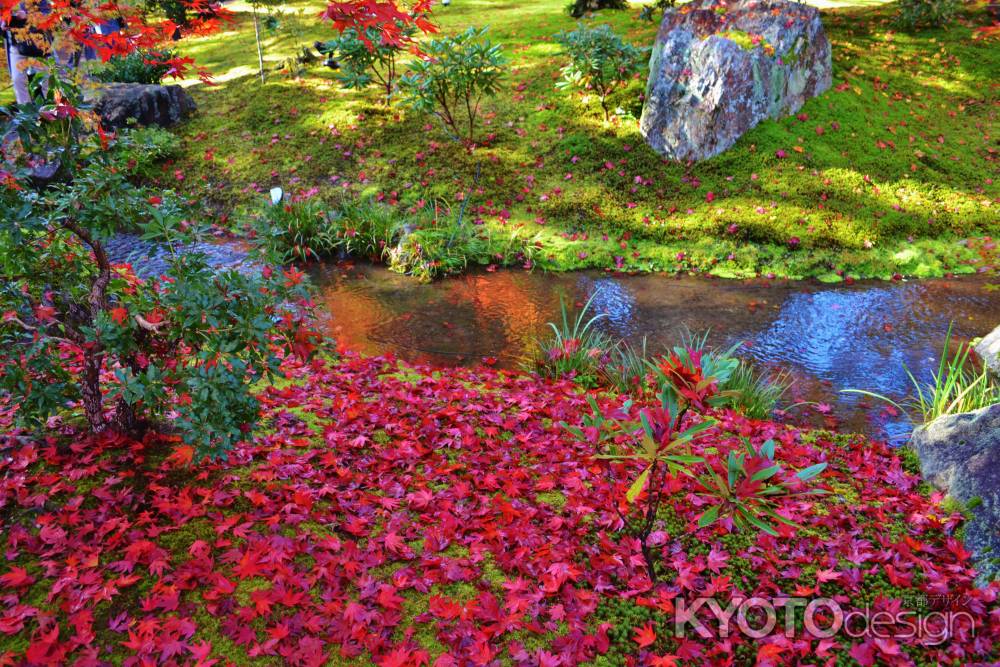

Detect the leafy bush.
xmin=894 ymin=0 xmax=958 ymax=30
xmin=0 ymin=75 xmax=316 ymax=460
xmin=92 ymin=49 xmax=176 ymax=84
xmin=317 ymin=23 xmax=415 ymax=103
xmin=531 ymin=293 xmax=614 ymax=387
xmin=566 ymin=347 xmax=826 ymax=579
xmin=2 ymin=70 xmax=91 ymax=184
xmin=693 ymin=437 xmax=827 ymax=536
xmin=566 ymin=0 xmax=627 ymax=19
xmin=107 ymin=126 xmax=181 ymax=177
xmin=142 ymin=0 xmax=189 ymax=26
xmin=399 ymin=27 xmax=507 ymax=142
xmin=554 ymin=24 xmax=645 ymax=120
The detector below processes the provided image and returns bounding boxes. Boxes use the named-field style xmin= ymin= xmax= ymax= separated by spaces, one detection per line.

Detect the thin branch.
xmin=3 ymin=315 xmax=75 ymax=347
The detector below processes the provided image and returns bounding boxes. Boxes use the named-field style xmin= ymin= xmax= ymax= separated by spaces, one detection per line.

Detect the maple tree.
xmin=321 ymin=0 xmax=436 ymax=49
xmin=0 ymin=0 xmax=227 ymax=83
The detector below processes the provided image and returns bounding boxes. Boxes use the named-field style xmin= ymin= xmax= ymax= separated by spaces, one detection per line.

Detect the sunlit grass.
xmin=5 ymin=0 xmax=990 ymax=279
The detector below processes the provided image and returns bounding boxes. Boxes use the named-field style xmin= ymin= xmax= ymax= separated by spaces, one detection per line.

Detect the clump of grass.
xmin=601 ymin=337 xmax=654 ymax=394
xmin=250 ymin=196 xmax=338 ymax=263
xmin=530 ymin=292 xmax=615 ymax=387
xmin=721 ymin=360 xmax=791 ymax=420
xmin=336 ymin=198 xmax=407 ymax=261
xmin=387 ymin=197 xmax=538 ymax=281
xmin=595 ymin=329 xmax=791 ymax=416
xmin=845 ymin=325 xmax=1000 ymax=426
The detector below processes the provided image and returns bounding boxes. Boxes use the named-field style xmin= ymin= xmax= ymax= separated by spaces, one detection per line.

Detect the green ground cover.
xmin=156 ymin=0 xmax=1000 ymax=280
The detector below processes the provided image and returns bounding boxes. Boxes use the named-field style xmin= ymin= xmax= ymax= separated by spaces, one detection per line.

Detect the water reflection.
xmin=309 ymin=262 xmax=1000 ymax=440
xmin=586 ymin=278 xmax=637 ymax=337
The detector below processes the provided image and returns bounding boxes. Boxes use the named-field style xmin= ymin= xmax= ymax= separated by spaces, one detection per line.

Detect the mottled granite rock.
xmin=911 ymin=404 xmax=1000 ymax=581
xmin=975 ymin=325 xmax=1000 ymax=378
xmin=640 ymin=0 xmax=832 ymax=162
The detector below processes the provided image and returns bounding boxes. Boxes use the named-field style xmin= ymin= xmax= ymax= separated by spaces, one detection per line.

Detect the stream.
xmin=309 ymin=261 xmax=1000 ymax=441
xmin=109 ymin=236 xmax=1000 ymax=441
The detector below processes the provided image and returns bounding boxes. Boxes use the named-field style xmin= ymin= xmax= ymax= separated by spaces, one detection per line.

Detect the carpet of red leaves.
xmin=1 ymin=353 xmax=998 ymax=666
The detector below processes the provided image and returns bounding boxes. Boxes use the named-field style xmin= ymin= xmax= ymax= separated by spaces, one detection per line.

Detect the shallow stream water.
xmin=309 ymin=262 xmax=1000 ymax=441
xmin=108 ymin=234 xmax=1000 ymax=441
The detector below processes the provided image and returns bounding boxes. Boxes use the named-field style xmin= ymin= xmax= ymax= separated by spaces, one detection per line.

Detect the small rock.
xmin=910 ymin=404 xmax=1000 ymax=582
xmin=95 ymin=83 xmax=196 ymax=130
xmin=975 ymin=325 xmax=1000 ymax=378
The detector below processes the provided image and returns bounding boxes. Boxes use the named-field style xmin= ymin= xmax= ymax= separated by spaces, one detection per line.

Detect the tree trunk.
xmin=80 ymin=351 xmax=106 ymax=432
xmin=111 ymin=398 xmax=140 ymax=434
xmin=63 ymin=219 xmax=112 ymax=433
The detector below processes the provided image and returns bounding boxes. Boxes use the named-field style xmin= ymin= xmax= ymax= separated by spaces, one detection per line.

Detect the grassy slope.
xmin=127 ymin=2 xmax=1000 ymax=278
xmin=1 ymin=1 xmax=996 ymax=279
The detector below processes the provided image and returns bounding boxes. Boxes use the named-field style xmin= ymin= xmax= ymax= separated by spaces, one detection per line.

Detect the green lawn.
xmin=160 ymin=1 xmax=999 ymax=278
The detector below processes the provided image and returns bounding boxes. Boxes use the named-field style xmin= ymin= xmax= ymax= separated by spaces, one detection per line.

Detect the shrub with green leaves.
xmin=694 ymin=437 xmax=827 ymax=536
xmin=566 ymin=0 xmax=627 ymax=19
xmin=399 ymin=27 xmax=507 ymax=142
xmin=566 ymin=347 xmax=826 ymax=580
xmin=894 ymin=0 xmax=958 ymax=30
xmin=554 ymin=24 xmax=645 ymax=120
xmin=317 ymin=23 xmax=416 ymax=104
xmin=92 ymin=49 xmax=176 ymax=84
xmin=107 ymin=126 xmax=181 ymax=178
xmin=0 ymin=74 xmax=316 ymax=460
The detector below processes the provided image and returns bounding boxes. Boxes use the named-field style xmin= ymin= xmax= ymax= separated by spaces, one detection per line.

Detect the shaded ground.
xmin=1 ymin=353 xmax=998 ymax=665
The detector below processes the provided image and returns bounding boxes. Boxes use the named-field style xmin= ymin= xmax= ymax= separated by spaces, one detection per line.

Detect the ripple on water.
xmin=309 ymin=262 xmax=1000 ymax=440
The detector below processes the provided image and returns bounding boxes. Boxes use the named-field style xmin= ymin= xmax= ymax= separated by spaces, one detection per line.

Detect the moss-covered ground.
xmin=149 ymin=0 xmax=1000 ymax=280
xmin=1 ymin=354 xmax=997 ymax=664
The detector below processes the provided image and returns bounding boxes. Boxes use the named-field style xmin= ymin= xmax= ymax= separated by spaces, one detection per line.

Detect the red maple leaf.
xmin=633 ymin=622 xmax=656 ymax=648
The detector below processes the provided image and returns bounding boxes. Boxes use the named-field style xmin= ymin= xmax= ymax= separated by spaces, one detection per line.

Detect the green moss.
xmin=536 ymin=490 xmax=567 ymax=509
xmin=157 ymin=0 xmax=997 ymax=282
xmin=897 ymin=445 xmax=923 ymax=475
xmin=156 ymin=519 xmax=218 ymax=560
xmin=284 ymin=406 xmax=325 ymax=436
xmin=233 ymin=576 xmax=272 ymax=606
xmin=188 ymin=592 xmax=282 ymax=666
xmin=712 ymin=30 xmax=773 ymax=54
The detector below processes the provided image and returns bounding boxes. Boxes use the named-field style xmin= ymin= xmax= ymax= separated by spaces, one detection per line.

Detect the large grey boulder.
xmin=975 ymin=325 xmax=1000 ymax=378
xmin=95 ymin=83 xmax=196 ymax=130
xmin=911 ymin=404 xmax=1000 ymax=580
xmin=640 ymin=0 xmax=832 ymax=162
